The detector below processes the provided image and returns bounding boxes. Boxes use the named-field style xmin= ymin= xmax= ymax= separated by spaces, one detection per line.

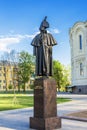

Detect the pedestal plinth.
xmin=30 ymin=77 xmax=61 ymax=130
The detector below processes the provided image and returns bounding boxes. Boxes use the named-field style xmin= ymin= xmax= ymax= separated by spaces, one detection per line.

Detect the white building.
xmin=69 ymin=21 xmax=87 ymax=94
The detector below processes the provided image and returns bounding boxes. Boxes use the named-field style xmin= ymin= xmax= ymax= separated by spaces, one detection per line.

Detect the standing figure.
xmin=31 ymin=17 xmax=57 ymax=76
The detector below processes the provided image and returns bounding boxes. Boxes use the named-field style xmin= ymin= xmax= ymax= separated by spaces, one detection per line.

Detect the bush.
xmin=8 ymin=84 xmax=13 ymax=89
xmin=30 ymin=84 xmax=34 ymax=89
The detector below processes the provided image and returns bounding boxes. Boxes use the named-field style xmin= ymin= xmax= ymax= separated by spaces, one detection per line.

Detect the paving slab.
xmin=58 ymin=119 xmax=87 ymax=130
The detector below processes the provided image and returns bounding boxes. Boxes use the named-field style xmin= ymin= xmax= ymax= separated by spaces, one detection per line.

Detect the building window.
xmin=79 ymin=35 xmax=82 ymax=50
xmin=3 ymin=80 xmax=6 ymax=83
xmin=80 ymin=63 xmax=84 ymax=76
xmin=3 ymin=73 xmax=5 ymax=76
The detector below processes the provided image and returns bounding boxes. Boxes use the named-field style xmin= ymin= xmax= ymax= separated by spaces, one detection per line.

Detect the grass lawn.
xmin=0 ymin=94 xmax=71 ymax=111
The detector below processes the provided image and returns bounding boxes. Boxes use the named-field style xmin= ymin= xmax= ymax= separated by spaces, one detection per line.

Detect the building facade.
xmin=0 ymin=61 xmax=34 ymax=91
xmin=69 ymin=21 xmax=87 ymax=94
xmin=0 ymin=61 xmax=18 ymax=90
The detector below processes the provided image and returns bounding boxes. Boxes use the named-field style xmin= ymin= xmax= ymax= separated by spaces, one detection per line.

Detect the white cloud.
xmin=50 ymin=28 xmax=60 ymax=34
xmin=52 ymin=29 xmax=60 ymax=34
xmin=0 ymin=32 xmax=39 ymax=52
xmin=0 ymin=37 xmax=20 ymax=52
xmin=0 ymin=28 xmax=59 ymax=53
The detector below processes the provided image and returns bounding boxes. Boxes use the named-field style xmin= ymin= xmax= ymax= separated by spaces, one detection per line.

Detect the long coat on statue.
xmin=31 ymin=32 xmax=57 ymax=76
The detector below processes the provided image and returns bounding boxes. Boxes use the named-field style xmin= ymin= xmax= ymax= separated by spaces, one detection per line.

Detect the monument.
xmin=30 ymin=17 xmax=61 ymax=130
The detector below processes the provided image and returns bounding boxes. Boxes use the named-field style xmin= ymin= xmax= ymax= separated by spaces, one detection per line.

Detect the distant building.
xmin=69 ymin=21 xmax=87 ymax=94
xmin=0 ymin=60 xmax=34 ymax=91
xmin=0 ymin=61 xmax=18 ymax=90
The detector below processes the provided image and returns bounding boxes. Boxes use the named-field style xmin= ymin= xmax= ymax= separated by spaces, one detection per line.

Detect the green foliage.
xmin=30 ymin=84 xmax=35 ymax=89
xmin=53 ymin=60 xmax=63 ymax=90
xmin=8 ymin=84 xmax=13 ymax=89
xmin=61 ymin=65 xmax=71 ymax=91
xmin=53 ymin=60 xmax=71 ymax=91
xmin=18 ymin=51 xmax=35 ymax=91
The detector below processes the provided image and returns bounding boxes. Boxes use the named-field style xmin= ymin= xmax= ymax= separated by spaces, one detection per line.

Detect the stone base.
xmin=30 ymin=117 xmax=61 ymax=130
xmin=30 ymin=77 xmax=61 ymax=130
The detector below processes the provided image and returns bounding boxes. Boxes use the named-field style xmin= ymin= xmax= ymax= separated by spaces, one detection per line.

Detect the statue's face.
xmin=40 ymin=28 xmax=47 ymax=34
xmin=40 ymin=26 xmax=45 ymax=31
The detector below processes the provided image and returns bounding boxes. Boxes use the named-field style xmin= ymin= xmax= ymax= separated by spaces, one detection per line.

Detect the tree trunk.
xmin=18 ymin=85 xmax=20 ymax=92
xmin=23 ymin=83 xmax=26 ymax=92
xmin=4 ymin=67 xmax=8 ymax=91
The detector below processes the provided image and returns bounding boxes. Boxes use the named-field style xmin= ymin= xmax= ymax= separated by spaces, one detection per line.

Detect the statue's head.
xmin=39 ymin=16 xmax=49 ymax=32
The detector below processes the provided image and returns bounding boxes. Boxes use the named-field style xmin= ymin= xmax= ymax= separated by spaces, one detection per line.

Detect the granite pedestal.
xmin=30 ymin=77 xmax=61 ymax=130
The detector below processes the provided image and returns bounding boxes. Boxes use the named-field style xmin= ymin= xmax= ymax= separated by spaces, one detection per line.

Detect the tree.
xmin=0 ymin=50 xmax=19 ymax=104
xmin=9 ymin=50 xmax=19 ymax=93
xmin=1 ymin=60 xmax=8 ymax=91
xmin=53 ymin=60 xmax=63 ymax=91
xmin=53 ymin=60 xmax=71 ymax=91
xmin=61 ymin=65 xmax=71 ymax=91
xmin=18 ymin=51 xmax=35 ymax=92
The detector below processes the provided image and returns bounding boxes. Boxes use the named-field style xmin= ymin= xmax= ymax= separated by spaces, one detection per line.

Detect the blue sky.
xmin=0 ymin=0 xmax=87 ymax=65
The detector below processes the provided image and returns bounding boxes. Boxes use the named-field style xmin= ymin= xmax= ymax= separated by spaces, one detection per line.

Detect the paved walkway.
xmin=0 ymin=94 xmax=87 ymax=130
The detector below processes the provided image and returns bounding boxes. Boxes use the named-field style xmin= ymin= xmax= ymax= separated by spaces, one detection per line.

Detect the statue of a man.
xmin=31 ymin=17 xmax=57 ymax=76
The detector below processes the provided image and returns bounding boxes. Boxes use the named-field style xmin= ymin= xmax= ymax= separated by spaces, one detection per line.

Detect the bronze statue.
xmin=31 ymin=17 xmax=57 ymax=76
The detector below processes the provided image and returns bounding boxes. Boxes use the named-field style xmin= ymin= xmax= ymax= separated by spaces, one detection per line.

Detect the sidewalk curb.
xmin=60 ymin=116 xmax=87 ymax=122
